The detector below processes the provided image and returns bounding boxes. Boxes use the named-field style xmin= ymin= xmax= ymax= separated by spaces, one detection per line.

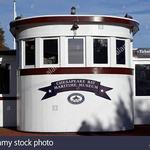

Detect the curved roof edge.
xmin=10 ymin=15 xmax=139 ymax=37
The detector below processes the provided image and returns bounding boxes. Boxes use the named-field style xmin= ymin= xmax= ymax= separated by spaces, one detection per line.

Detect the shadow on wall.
xmin=77 ymin=98 xmax=133 ymax=133
xmin=115 ymin=77 xmax=134 ymax=130
xmin=134 ymin=101 xmax=150 ymax=124
xmin=115 ymin=97 xmax=133 ymax=130
xmin=77 ymin=77 xmax=134 ymax=133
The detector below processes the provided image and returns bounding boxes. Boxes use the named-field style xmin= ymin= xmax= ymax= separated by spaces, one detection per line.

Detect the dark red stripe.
xmin=0 ymin=97 xmax=17 ymax=100
xmin=20 ymin=67 xmax=133 ymax=76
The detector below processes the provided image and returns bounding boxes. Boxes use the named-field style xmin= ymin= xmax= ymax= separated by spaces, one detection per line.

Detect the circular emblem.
xmin=67 ymin=93 xmax=85 ymax=105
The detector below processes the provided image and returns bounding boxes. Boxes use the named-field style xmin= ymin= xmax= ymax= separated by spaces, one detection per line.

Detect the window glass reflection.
xmin=135 ymin=64 xmax=150 ymax=96
xmin=94 ymin=39 xmax=108 ymax=64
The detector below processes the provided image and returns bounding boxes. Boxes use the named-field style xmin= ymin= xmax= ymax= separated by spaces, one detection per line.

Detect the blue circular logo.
xmin=68 ymin=93 xmax=85 ymax=105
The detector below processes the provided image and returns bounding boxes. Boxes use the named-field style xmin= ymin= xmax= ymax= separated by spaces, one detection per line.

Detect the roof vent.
xmin=124 ymin=13 xmax=133 ymax=19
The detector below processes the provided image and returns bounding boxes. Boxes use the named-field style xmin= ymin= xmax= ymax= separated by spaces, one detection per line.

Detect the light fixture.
xmin=71 ymin=6 xmax=76 ymax=15
xmin=71 ymin=22 xmax=79 ymax=31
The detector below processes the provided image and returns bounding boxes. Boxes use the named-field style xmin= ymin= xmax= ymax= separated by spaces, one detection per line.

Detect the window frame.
xmin=66 ymin=37 xmax=85 ymax=67
xmin=41 ymin=37 xmax=60 ymax=67
xmin=91 ymin=37 xmax=110 ymax=67
xmin=133 ymin=60 xmax=150 ymax=99
xmin=115 ymin=38 xmax=127 ymax=67
xmin=22 ymin=39 xmax=36 ymax=68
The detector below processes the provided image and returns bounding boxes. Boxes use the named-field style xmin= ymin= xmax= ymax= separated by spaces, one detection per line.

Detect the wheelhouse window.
xmin=68 ymin=39 xmax=83 ymax=64
xmin=135 ymin=64 xmax=150 ymax=96
xmin=93 ymin=39 xmax=108 ymax=64
xmin=43 ymin=39 xmax=58 ymax=64
xmin=0 ymin=64 xmax=9 ymax=94
xmin=116 ymin=39 xmax=125 ymax=64
xmin=25 ymin=39 xmax=35 ymax=65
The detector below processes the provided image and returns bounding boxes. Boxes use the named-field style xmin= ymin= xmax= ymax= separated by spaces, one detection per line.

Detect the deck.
xmin=0 ymin=125 xmax=150 ymax=136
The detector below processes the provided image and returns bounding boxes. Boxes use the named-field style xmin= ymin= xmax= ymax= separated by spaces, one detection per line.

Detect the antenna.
xmin=13 ymin=0 xmax=17 ymax=49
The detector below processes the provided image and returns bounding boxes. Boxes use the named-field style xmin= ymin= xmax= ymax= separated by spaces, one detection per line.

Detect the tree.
xmin=0 ymin=26 xmax=9 ymax=50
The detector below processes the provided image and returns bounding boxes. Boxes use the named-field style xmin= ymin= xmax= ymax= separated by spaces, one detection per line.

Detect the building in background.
xmin=0 ymin=50 xmax=16 ymax=127
xmin=133 ymin=48 xmax=150 ymax=125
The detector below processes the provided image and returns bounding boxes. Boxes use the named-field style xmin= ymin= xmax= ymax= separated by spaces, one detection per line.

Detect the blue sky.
xmin=0 ymin=0 xmax=150 ymax=49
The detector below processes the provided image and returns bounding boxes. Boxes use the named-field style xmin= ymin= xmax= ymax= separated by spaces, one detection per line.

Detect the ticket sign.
xmin=133 ymin=48 xmax=150 ymax=58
